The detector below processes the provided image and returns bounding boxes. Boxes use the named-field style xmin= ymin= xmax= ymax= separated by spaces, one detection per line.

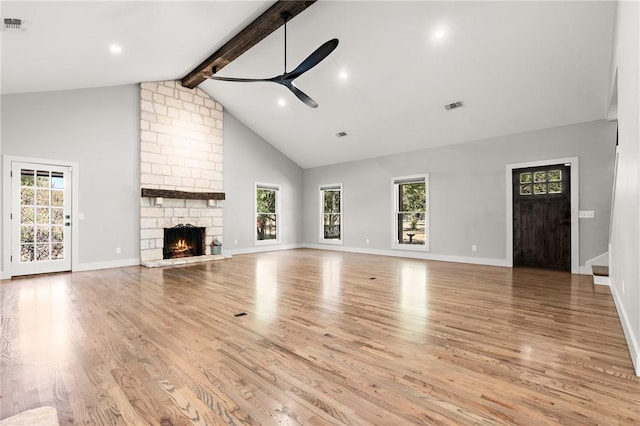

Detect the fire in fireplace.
xmin=163 ymin=224 xmax=206 ymax=259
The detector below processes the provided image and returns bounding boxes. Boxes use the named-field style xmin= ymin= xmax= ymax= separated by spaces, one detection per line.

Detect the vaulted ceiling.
xmin=1 ymin=1 xmax=616 ymax=168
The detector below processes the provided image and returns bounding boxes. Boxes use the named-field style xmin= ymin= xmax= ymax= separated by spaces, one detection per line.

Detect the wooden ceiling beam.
xmin=181 ymin=0 xmax=317 ymax=89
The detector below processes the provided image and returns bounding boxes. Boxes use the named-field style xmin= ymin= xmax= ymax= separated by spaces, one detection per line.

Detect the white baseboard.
xmin=302 ymin=244 xmax=510 ymax=267
xmin=74 ymin=258 xmax=140 ymax=272
xmin=593 ymin=275 xmax=611 ymax=286
xmin=223 ymin=244 xmax=304 ymax=257
xmin=610 ymin=279 xmax=640 ymax=376
xmin=0 ymin=258 xmax=140 ymax=278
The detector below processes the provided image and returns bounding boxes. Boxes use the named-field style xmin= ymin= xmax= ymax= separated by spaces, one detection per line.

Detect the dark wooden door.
xmin=513 ymin=164 xmax=571 ymax=271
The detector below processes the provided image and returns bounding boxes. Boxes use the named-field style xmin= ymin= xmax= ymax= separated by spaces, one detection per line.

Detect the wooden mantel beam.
xmin=181 ymin=0 xmax=317 ymax=89
xmin=141 ymin=188 xmax=225 ymax=201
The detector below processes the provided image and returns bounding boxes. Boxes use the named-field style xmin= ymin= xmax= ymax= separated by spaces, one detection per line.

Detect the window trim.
xmin=319 ymin=183 xmax=343 ymax=245
xmin=254 ymin=182 xmax=280 ymax=246
xmin=391 ymin=174 xmax=429 ymax=252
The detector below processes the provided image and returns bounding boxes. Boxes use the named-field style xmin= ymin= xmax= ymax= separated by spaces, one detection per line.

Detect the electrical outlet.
xmin=115 ymin=247 xmax=121 ymax=254
xmin=366 ymin=239 xmax=370 ymax=245
xmin=234 ymin=239 xmax=238 ymax=245
xmin=472 ymin=244 xmax=477 ymax=252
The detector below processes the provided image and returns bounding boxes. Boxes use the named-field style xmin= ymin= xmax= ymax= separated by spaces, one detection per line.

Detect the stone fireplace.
xmin=139 ymin=81 xmax=224 ymax=266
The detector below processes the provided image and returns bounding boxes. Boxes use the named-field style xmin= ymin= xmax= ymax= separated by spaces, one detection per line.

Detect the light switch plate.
xmin=579 ymin=210 xmax=595 ymax=219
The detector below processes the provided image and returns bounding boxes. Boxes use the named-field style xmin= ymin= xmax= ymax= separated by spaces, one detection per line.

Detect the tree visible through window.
xmin=393 ymin=175 xmax=428 ymax=250
xmin=256 ymin=185 xmax=278 ymax=241
xmin=320 ymin=184 xmax=342 ymax=243
xmin=519 ymin=169 xmax=563 ymax=196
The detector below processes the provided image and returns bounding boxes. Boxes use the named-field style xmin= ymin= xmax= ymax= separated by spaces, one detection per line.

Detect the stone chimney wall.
xmin=139 ymin=81 xmax=223 ymax=262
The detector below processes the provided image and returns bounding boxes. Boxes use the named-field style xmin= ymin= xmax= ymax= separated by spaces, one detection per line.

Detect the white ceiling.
xmin=1 ymin=1 xmax=616 ymax=169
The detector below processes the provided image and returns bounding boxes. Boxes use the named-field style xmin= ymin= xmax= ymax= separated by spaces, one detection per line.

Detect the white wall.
xmin=303 ymin=120 xmax=616 ymax=266
xmin=223 ymin=112 xmax=303 ymax=254
xmin=1 ymin=85 xmax=141 ymax=274
xmin=609 ymin=0 xmax=640 ymax=374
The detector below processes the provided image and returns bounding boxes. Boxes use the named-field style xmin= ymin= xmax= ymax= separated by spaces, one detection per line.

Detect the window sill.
xmin=319 ymin=239 xmax=343 ymax=246
xmin=255 ymin=240 xmax=280 ymax=246
xmin=392 ymin=243 xmax=429 ymax=252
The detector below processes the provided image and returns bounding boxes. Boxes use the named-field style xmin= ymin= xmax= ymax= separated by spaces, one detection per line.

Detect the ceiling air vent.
xmin=444 ymin=101 xmax=464 ymax=111
xmin=336 ymin=131 xmax=348 ymax=137
xmin=3 ymin=18 xmax=23 ymax=31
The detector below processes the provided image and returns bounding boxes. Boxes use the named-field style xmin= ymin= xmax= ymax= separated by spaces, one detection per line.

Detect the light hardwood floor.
xmin=1 ymin=249 xmax=639 ymax=425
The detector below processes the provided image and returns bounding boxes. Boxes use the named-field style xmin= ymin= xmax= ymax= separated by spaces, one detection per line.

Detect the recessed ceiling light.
xmin=109 ymin=44 xmax=122 ymax=54
xmin=277 ymin=98 xmax=286 ymax=107
xmin=338 ymin=71 xmax=349 ymax=81
xmin=434 ymin=29 xmax=445 ymax=40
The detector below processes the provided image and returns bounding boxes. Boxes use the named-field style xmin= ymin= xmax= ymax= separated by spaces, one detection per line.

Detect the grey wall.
xmin=0 ymin=85 xmax=616 ymax=274
xmin=223 ymin=112 xmax=303 ymax=253
xmin=0 ymin=85 xmax=304 ymax=275
xmin=1 ymin=85 xmax=140 ymax=272
xmin=303 ymin=120 xmax=616 ymax=265
xmin=609 ymin=0 xmax=640 ymax=374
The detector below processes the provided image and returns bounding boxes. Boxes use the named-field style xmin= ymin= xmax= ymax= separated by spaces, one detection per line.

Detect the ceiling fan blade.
xmin=284 ymin=81 xmax=318 ymax=108
xmin=286 ymin=38 xmax=339 ymax=80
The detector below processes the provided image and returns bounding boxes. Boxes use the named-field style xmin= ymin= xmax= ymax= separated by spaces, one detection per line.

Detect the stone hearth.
xmin=141 ymin=253 xmax=228 ymax=268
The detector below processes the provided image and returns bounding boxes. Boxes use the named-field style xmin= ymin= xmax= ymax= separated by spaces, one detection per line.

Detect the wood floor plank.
xmin=1 ymin=249 xmax=640 ymax=424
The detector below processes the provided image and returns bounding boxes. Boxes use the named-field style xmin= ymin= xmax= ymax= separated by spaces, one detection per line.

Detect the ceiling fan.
xmin=204 ymin=11 xmax=339 ymax=108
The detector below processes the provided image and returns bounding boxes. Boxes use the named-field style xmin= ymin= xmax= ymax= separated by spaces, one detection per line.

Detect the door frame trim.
xmin=2 ymin=155 xmax=80 ymax=278
xmin=506 ymin=157 xmax=579 ymax=274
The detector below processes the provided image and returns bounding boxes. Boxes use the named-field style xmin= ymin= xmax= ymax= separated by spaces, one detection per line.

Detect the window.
xmin=255 ymin=183 xmax=279 ymax=244
xmin=320 ymin=184 xmax=342 ymax=244
xmin=392 ymin=174 xmax=429 ymax=251
xmin=519 ymin=169 xmax=563 ymax=196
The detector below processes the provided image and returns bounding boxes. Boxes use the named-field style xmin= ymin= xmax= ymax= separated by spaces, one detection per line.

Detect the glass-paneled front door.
xmin=11 ymin=162 xmax=72 ymax=276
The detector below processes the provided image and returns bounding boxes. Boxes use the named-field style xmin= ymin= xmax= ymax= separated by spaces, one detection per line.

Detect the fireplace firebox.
xmin=163 ymin=224 xmax=206 ymax=259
